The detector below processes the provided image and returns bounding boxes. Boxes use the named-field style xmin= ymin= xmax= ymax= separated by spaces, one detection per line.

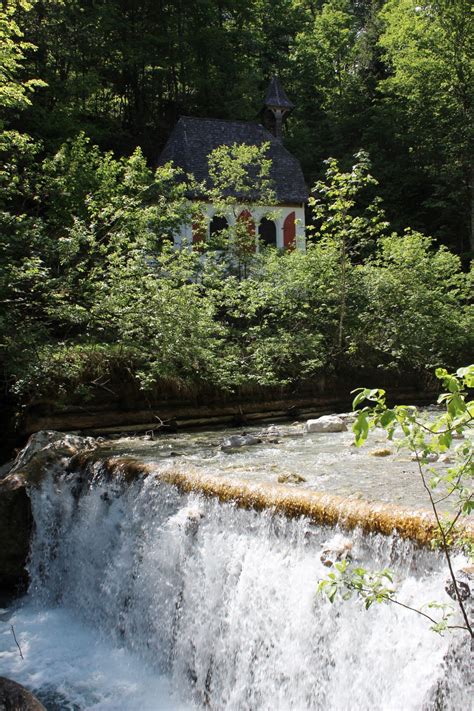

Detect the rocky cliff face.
xmin=0 ymin=432 xmax=96 ymax=597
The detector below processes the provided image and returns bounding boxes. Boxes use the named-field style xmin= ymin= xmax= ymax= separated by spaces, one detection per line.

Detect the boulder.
xmin=306 ymin=416 xmax=347 ymax=433
xmin=0 ymin=677 xmax=46 ymax=710
xmin=221 ymin=434 xmax=262 ymax=451
xmin=0 ymin=485 xmax=32 ymax=595
xmin=445 ymin=579 xmax=471 ymax=602
xmin=0 ymin=431 xmax=97 ymax=595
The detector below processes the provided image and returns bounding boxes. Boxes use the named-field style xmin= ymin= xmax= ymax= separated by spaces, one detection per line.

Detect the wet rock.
xmin=370 ymin=448 xmax=392 ymax=457
xmin=0 ymin=486 xmax=32 ymax=595
xmin=306 ymin=416 xmax=347 ymax=433
xmin=258 ymin=425 xmax=281 ymax=443
xmin=6 ymin=431 xmax=97 ymax=488
xmin=338 ymin=412 xmax=357 ymax=425
xmin=260 ymin=425 xmax=280 ymax=437
xmin=445 ymin=579 xmax=471 ymax=602
xmin=0 ymin=676 xmax=46 ymax=710
xmin=0 ymin=431 xmax=97 ymax=595
xmin=0 ymin=461 xmax=14 ymax=480
xmin=221 ymin=434 xmax=262 ymax=451
xmin=445 ymin=566 xmax=474 ymax=602
xmin=411 ymin=452 xmax=438 ymax=462
xmin=459 ymin=565 xmax=474 ymax=580
xmin=438 ymin=453 xmax=453 ymax=463
xmin=168 ymin=505 xmax=204 ymax=536
xmin=320 ymin=535 xmax=353 ymax=568
xmin=277 ymin=473 xmax=306 ymax=484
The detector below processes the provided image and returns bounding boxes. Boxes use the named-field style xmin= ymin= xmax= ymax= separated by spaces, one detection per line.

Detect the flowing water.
xmin=0 ymin=453 xmax=472 ymax=710
xmin=93 ymin=419 xmax=457 ymax=510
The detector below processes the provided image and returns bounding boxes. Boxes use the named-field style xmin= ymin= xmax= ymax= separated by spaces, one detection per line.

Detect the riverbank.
xmin=1 ymin=370 xmax=437 ymax=464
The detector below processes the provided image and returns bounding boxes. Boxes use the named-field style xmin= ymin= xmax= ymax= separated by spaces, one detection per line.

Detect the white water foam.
xmin=0 ymin=602 xmax=193 ymax=710
xmin=1 ymin=466 xmax=472 ymax=710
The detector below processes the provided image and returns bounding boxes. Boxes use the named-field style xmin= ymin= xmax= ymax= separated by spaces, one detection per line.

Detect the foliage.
xmin=353 ymin=231 xmax=474 ymax=371
xmin=0 ymin=0 xmax=467 ymax=251
xmin=205 ymin=141 xmax=276 ymax=278
xmin=377 ymin=0 xmax=474 ymax=252
xmin=309 ymin=150 xmax=389 ymax=351
xmin=1 ymin=125 xmax=472 ymax=410
xmin=0 ymin=0 xmax=45 ymax=119
xmin=319 ymin=365 xmax=474 ymax=638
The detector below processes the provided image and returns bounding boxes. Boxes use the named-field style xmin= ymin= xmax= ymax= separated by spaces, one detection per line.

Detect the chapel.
xmin=158 ymin=77 xmax=308 ymax=251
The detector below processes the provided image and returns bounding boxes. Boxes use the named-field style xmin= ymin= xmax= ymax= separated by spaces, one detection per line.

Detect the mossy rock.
xmin=369 ymin=448 xmax=392 ymax=457
xmin=277 ymin=472 xmax=307 ymax=484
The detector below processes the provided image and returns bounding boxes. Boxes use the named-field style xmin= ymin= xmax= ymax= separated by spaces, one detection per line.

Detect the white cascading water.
xmin=1 ymin=463 xmax=472 ymax=710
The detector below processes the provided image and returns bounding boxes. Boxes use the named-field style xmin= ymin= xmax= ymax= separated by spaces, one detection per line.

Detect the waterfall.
xmin=5 ymin=462 xmax=473 ymax=710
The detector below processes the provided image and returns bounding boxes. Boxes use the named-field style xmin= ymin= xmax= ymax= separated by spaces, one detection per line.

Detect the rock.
xmin=0 ymin=486 xmax=32 ymax=595
xmin=0 ymin=461 xmax=14 ymax=480
xmin=10 ymin=430 xmax=64 ymax=472
xmin=459 ymin=565 xmax=474 ymax=580
xmin=445 ymin=579 xmax=471 ymax=602
xmin=338 ymin=412 xmax=357 ymax=425
xmin=6 ymin=431 xmax=97 ymax=486
xmin=370 ymin=448 xmax=392 ymax=457
xmin=306 ymin=416 xmax=347 ymax=433
xmin=320 ymin=535 xmax=353 ymax=568
xmin=0 ymin=431 xmax=97 ymax=596
xmin=221 ymin=434 xmax=262 ymax=451
xmin=277 ymin=473 xmax=306 ymax=484
xmin=260 ymin=425 xmax=280 ymax=438
xmin=446 ymin=566 xmax=474 ymax=601
xmin=438 ymin=453 xmax=453 ymax=463
xmin=410 ymin=452 xmax=438 ymax=462
xmin=168 ymin=505 xmax=204 ymax=536
xmin=258 ymin=425 xmax=281 ymax=443
xmin=0 ymin=677 xmax=46 ymax=710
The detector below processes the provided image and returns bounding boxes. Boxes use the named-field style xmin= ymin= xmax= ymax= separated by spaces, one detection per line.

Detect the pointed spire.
xmin=262 ymin=77 xmax=294 ymax=139
xmin=264 ymin=76 xmax=294 ymax=112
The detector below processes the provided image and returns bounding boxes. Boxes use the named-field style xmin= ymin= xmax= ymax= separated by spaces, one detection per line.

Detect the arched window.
xmin=209 ymin=215 xmax=229 ymax=239
xmin=237 ymin=210 xmax=255 ymax=234
xmin=258 ymin=218 xmax=277 ymax=247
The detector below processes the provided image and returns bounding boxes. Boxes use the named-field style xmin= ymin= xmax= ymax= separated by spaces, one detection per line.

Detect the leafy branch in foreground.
xmin=318 ymin=365 xmax=474 ymax=638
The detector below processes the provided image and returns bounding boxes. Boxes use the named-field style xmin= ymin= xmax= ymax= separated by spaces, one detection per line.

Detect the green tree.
xmin=309 ymin=150 xmax=388 ymax=353
xmin=355 ymin=231 xmax=474 ymax=373
xmin=0 ymin=0 xmax=45 ymax=120
xmin=377 ymin=0 xmax=474 ymax=253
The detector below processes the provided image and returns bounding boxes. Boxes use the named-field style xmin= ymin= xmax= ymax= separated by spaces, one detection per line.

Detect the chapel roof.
xmin=158 ymin=116 xmax=308 ymax=204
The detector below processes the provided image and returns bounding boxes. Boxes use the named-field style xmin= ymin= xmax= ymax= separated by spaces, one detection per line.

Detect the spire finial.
xmin=263 ymin=76 xmax=294 ymax=139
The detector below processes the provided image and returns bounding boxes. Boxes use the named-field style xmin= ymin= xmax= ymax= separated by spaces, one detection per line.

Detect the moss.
xmin=160 ymin=467 xmax=473 ymax=548
xmin=70 ymin=455 xmax=474 ymax=548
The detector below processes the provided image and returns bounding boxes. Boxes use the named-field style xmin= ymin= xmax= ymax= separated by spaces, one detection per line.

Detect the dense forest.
xmin=1 ymin=0 xmax=473 ymax=430
xmin=7 ymin=0 xmax=473 ymax=253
